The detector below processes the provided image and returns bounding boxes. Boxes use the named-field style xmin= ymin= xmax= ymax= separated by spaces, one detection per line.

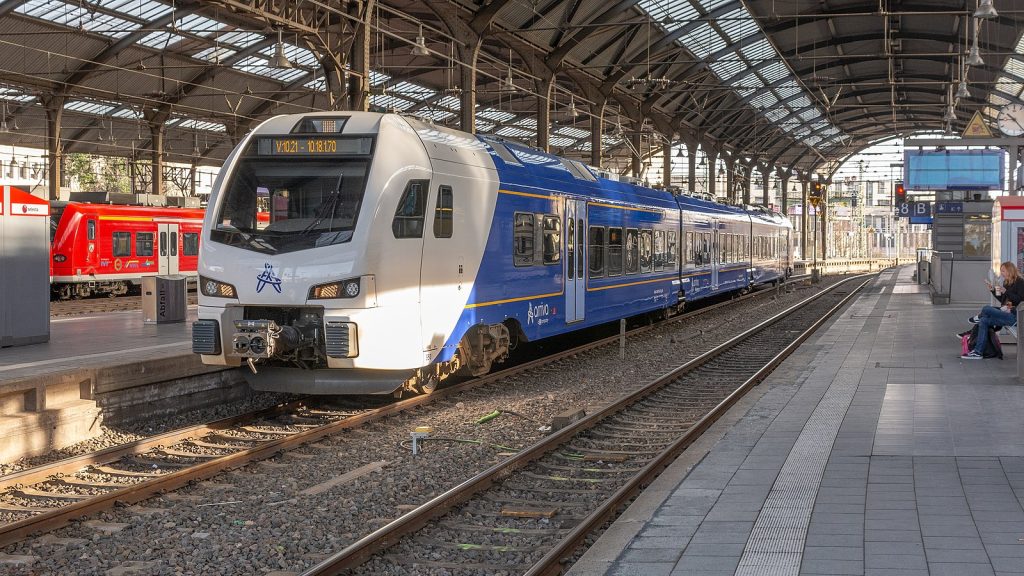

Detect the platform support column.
xmin=662 ymin=142 xmax=672 ymax=188
xmin=589 ymin=99 xmax=605 ymax=167
xmin=705 ymin=147 xmax=717 ymax=199
xmin=686 ymin=143 xmax=697 ymax=195
xmin=760 ymin=166 xmax=771 ymax=207
xmin=535 ymin=75 xmax=554 ymax=152
xmin=347 ymin=0 xmax=375 ymax=112
xmin=458 ymin=39 xmax=481 ymax=133
xmin=779 ymin=169 xmax=791 ymax=215
xmin=149 ymin=123 xmax=165 ymax=197
xmin=725 ymin=156 xmax=736 ymax=203
xmin=631 ymin=131 xmax=642 ymax=178
xmin=742 ymin=162 xmax=753 ymax=205
xmin=1011 ymin=144 xmax=1019 ymax=195
xmin=801 ymin=179 xmax=809 ymax=260
xmin=44 ymin=96 xmax=64 ymax=201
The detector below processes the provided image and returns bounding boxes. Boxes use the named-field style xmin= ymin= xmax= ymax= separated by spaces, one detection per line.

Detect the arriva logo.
xmin=256 ymin=263 xmax=282 ymax=294
xmin=526 ymin=301 xmax=553 ymax=326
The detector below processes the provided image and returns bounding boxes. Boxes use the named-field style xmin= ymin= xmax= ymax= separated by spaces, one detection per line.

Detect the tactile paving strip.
xmin=734 ymin=359 xmax=864 ymax=575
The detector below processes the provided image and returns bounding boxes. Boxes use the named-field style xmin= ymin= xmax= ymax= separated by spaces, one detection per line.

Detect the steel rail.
xmin=301 ymin=273 xmax=873 ymax=575
xmin=0 ymin=271 xmax=822 ymax=549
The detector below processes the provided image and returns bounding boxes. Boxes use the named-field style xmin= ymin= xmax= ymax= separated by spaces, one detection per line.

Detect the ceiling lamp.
xmin=411 ymin=25 xmax=429 ymax=57
xmin=956 ymin=80 xmax=970 ymax=99
xmin=966 ymin=43 xmax=984 ymax=67
xmin=943 ymin=105 xmax=957 ymax=122
xmin=974 ymin=0 xmax=998 ymax=20
xmin=567 ymin=96 xmax=579 ymax=119
xmin=501 ymin=68 xmax=517 ymax=92
xmin=269 ymin=28 xmax=293 ymax=69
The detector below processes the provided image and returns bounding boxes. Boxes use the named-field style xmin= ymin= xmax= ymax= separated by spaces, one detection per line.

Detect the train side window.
xmin=654 ymin=230 xmax=665 ymax=271
xmin=433 ymin=186 xmax=453 ymax=238
xmin=576 ymin=221 xmax=584 ymax=279
xmin=170 ymin=232 xmax=178 ymax=256
xmin=667 ymin=231 xmax=678 ymax=268
xmin=392 ymin=179 xmax=429 ymax=239
xmin=588 ymin=226 xmax=605 ymax=278
xmin=685 ymin=231 xmax=693 ymax=265
xmin=542 ymin=215 xmax=561 ymax=264
xmin=182 ymin=233 xmax=199 ymax=256
xmin=639 ymin=229 xmax=653 ymax=273
xmin=112 ymin=231 xmax=131 ymax=257
xmin=160 ymin=232 xmax=167 ymax=256
xmin=625 ymin=228 xmax=638 ymax=274
xmin=514 ymin=212 xmax=535 ymax=267
xmin=607 ymin=227 xmax=623 ymax=276
xmin=87 ymin=220 xmax=96 ymax=241
xmin=135 ymin=232 xmax=154 ymax=257
xmin=566 ymin=219 xmax=575 ymax=280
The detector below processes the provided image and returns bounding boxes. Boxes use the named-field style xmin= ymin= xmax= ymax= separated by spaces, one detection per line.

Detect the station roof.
xmin=0 ymin=0 xmax=1021 ymax=176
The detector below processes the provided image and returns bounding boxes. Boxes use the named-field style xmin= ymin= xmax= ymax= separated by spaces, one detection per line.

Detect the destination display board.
xmin=256 ymin=136 xmax=373 ymax=157
xmin=904 ymin=149 xmax=1003 ymax=191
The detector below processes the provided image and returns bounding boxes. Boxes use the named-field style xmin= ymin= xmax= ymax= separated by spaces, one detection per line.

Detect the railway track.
xmin=303 ymin=274 xmax=871 ymax=576
xmin=0 ymin=273 xmax=823 ymax=552
xmin=49 ymin=293 xmax=198 ymax=318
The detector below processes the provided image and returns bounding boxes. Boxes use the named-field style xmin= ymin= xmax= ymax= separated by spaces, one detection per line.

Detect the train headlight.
xmin=200 ymin=275 xmax=237 ymax=298
xmin=53 ymin=254 xmax=66 ymax=262
xmin=309 ymin=278 xmax=360 ymax=300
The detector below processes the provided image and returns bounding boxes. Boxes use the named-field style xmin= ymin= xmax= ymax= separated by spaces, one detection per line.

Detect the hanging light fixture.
xmin=567 ymin=95 xmax=579 ymax=118
xmin=501 ymin=68 xmax=516 ymax=92
xmin=943 ymin=105 xmax=957 ymax=123
xmin=957 ymin=80 xmax=970 ymax=99
xmin=974 ymin=0 xmax=998 ymax=20
xmin=966 ymin=19 xmax=984 ymax=67
xmin=411 ymin=25 xmax=429 ymax=56
xmin=270 ymin=28 xmax=293 ymax=69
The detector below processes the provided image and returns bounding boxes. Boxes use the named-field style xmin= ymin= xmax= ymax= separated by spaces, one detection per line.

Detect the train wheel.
xmin=418 ymin=375 xmax=438 ymax=395
xmin=58 ymin=285 xmax=74 ymax=301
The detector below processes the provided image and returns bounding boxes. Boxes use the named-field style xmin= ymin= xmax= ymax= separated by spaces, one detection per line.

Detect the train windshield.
xmin=211 ymin=158 xmax=369 ymax=254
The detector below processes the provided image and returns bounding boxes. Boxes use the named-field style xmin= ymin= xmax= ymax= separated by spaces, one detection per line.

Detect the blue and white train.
xmin=192 ymin=112 xmax=793 ymax=395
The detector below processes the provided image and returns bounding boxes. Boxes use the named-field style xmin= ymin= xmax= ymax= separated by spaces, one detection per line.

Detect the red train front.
xmin=50 ymin=203 xmax=205 ymax=299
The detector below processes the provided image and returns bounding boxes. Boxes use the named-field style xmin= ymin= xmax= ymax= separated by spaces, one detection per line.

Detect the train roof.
xmin=60 ymin=202 xmax=205 ymax=219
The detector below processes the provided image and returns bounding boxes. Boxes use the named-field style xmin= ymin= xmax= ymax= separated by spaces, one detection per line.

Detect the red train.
xmin=49 ymin=202 xmax=205 ymax=299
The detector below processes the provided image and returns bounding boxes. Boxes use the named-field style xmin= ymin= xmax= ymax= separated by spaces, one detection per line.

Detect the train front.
xmin=192 ymin=112 xmax=431 ymax=394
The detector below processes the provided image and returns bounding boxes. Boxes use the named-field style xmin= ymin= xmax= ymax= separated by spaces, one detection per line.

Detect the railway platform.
xmin=0 ymin=308 xmax=243 ymax=462
xmin=572 ymin=265 xmax=1024 ymax=576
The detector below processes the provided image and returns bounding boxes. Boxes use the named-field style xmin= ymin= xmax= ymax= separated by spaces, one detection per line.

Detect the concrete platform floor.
xmin=572 ymin=266 xmax=1024 ymax=576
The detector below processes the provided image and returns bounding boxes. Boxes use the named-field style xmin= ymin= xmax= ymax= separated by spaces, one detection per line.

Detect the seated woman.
xmin=962 ymin=261 xmax=1024 ymax=359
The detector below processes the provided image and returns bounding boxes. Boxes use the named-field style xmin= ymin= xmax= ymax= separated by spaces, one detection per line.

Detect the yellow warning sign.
xmin=962 ymin=111 xmax=993 ymax=138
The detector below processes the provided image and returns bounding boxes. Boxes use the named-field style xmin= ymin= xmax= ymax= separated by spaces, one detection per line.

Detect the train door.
xmin=419 ymin=181 xmax=461 ymax=361
xmin=565 ymin=199 xmax=586 ymax=323
xmin=711 ymin=219 xmax=720 ymax=290
xmin=158 ymin=223 xmax=180 ymax=275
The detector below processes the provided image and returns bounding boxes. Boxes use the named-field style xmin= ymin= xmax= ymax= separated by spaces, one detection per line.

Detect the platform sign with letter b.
xmin=910 ymin=202 xmax=933 ymax=225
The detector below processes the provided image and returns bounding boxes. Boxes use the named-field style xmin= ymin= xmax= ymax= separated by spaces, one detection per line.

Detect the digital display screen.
xmin=256 ymin=137 xmax=372 ymax=157
xmin=904 ymin=149 xmax=1004 ymax=191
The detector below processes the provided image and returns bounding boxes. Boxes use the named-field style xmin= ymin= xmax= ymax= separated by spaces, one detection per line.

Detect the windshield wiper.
xmin=300 ymin=173 xmax=344 ymax=236
xmin=215 ymin=223 xmax=278 ymax=254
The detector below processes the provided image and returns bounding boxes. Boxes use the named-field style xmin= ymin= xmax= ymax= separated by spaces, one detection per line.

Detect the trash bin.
xmin=917 ymin=260 xmax=930 ymax=285
xmin=142 ymin=275 xmax=187 ymax=324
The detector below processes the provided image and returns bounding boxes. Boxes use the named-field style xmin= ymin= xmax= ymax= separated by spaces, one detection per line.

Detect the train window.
xmin=639 ymin=229 xmax=652 ymax=273
xmin=607 ymin=227 xmax=623 ymax=276
xmin=588 ymin=226 xmax=605 ymax=278
xmin=577 ymin=222 xmax=585 ymax=278
xmin=685 ymin=232 xmax=694 ymax=265
xmin=112 ymin=232 xmax=131 ymax=257
xmin=136 ymin=232 xmax=154 ymax=257
xmin=87 ymin=220 xmax=96 ymax=241
xmin=183 ymin=233 xmax=199 ymax=256
xmin=543 ymin=216 xmax=561 ymax=264
xmin=566 ymin=219 xmax=575 ymax=280
xmin=160 ymin=232 xmax=167 ymax=256
xmin=625 ymin=228 xmax=638 ymax=274
xmin=433 ymin=186 xmax=453 ymax=238
xmin=170 ymin=232 xmax=178 ymax=256
xmin=668 ymin=231 xmax=678 ymax=269
xmin=393 ymin=180 xmax=429 ymax=239
xmin=514 ymin=212 xmax=535 ymax=267
xmin=654 ymin=230 xmax=665 ymax=271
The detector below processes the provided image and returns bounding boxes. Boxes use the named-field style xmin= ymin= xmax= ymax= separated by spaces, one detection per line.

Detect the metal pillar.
xmin=801 ymin=180 xmax=809 ymax=259
xmin=590 ymin=100 xmax=604 ymax=167
xmin=761 ymin=168 xmax=771 ymax=206
xmin=662 ymin=142 xmax=672 ymax=188
xmin=536 ymin=76 xmax=553 ymax=152
xmin=44 ymin=97 xmax=64 ymax=201
xmin=726 ymin=158 xmax=736 ymax=203
xmin=631 ymin=132 xmax=642 ymax=177
xmin=706 ymin=148 xmax=718 ymax=199
xmin=347 ymin=0 xmax=375 ymax=111
xmin=742 ymin=164 xmax=753 ymax=205
xmin=780 ymin=172 xmax=790 ymax=215
xmin=149 ymin=123 xmax=165 ymax=197
xmin=687 ymin=144 xmax=697 ymax=195
xmin=458 ymin=40 xmax=480 ymax=133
